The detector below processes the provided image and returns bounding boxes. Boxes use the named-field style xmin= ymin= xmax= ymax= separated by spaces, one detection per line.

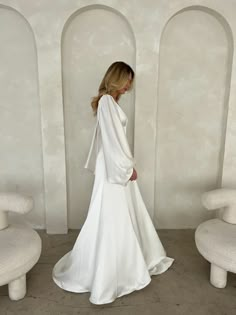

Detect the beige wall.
xmin=62 ymin=7 xmax=135 ymax=228
xmin=155 ymin=8 xmax=232 ymax=228
xmin=0 ymin=6 xmax=44 ymax=228
xmin=0 ymin=1 xmax=236 ymax=232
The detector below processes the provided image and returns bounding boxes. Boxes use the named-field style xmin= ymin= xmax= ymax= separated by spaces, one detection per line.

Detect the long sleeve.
xmin=84 ymin=120 xmax=99 ymax=174
xmin=97 ymin=95 xmax=134 ymax=186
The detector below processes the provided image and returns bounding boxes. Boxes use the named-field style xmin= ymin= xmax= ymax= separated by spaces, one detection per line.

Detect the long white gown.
xmin=52 ymin=94 xmax=174 ymax=305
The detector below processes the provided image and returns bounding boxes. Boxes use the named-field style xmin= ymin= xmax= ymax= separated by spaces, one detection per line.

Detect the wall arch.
xmin=0 ymin=5 xmax=44 ymax=227
xmin=62 ymin=5 xmax=136 ymax=228
xmin=154 ymin=6 xmax=233 ymax=228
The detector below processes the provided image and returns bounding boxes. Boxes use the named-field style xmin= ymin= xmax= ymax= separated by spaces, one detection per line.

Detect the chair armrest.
xmin=0 ymin=193 xmax=33 ymax=214
xmin=202 ymin=189 xmax=236 ymax=224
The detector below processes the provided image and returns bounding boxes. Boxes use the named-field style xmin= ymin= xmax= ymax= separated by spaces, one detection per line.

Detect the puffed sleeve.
xmin=97 ymin=95 xmax=135 ymax=186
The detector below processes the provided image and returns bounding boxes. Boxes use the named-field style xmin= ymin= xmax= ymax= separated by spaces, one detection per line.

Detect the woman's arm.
xmin=98 ymin=95 xmax=135 ymax=185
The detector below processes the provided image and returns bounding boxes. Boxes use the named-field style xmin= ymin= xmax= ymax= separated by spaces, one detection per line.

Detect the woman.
xmin=52 ymin=61 xmax=174 ymax=305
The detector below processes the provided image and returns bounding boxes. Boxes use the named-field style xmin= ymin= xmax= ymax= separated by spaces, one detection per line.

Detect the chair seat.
xmin=0 ymin=224 xmax=41 ymax=286
xmin=195 ymin=218 xmax=236 ymax=273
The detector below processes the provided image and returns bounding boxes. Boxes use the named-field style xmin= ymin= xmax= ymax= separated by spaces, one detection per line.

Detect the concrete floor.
xmin=0 ymin=230 xmax=235 ymax=315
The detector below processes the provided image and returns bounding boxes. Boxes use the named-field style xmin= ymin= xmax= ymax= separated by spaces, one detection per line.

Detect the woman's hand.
xmin=130 ymin=168 xmax=137 ymax=181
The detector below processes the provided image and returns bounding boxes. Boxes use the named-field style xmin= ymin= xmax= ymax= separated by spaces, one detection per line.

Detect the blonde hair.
xmin=91 ymin=61 xmax=134 ymax=115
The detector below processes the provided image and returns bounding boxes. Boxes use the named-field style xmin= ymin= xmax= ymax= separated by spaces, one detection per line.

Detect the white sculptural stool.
xmin=0 ymin=193 xmax=42 ymax=300
xmin=195 ymin=189 xmax=236 ymax=288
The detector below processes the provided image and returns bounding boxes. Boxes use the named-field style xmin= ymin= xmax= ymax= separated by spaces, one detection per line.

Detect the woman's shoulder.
xmin=99 ymin=94 xmax=114 ymax=103
xmin=98 ymin=94 xmax=117 ymax=109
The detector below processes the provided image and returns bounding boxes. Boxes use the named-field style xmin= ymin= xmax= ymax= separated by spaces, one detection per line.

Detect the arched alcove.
xmin=62 ymin=5 xmax=136 ymax=228
xmin=154 ymin=6 xmax=233 ymax=228
xmin=0 ymin=6 xmax=44 ymax=228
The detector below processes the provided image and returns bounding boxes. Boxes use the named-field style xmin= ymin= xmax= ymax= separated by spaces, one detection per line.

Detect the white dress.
xmin=52 ymin=94 xmax=174 ymax=305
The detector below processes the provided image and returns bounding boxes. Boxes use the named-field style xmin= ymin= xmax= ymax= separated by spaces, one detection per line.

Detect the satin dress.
xmin=52 ymin=94 xmax=174 ymax=305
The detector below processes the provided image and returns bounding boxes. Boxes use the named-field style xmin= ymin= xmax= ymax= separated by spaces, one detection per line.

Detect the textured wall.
xmin=0 ymin=1 xmax=236 ymax=232
xmin=0 ymin=6 xmax=44 ymax=228
xmin=155 ymin=7 xmax=232 ymax=228
xmin=62 ymin=6 xmax=135 ymax=228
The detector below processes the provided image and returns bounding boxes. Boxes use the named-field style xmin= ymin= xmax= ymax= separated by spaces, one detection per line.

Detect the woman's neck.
xmin=111 ymin=92 xmax=120 ymax=102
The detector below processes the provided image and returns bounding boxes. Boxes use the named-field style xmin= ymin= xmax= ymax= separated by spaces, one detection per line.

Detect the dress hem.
xmin=52 ymin=255 xmax=174 ymax=305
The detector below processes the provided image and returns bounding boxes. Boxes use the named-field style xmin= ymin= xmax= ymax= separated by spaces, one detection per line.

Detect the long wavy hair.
xmin=91 ymin=61 xmax=135 ymax=115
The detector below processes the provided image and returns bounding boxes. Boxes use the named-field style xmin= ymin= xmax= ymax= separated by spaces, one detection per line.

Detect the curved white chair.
xmin=0 ymin=193 xmax=42 ymax=300
xmin=195 ymin=189 xmax=236 ymax=288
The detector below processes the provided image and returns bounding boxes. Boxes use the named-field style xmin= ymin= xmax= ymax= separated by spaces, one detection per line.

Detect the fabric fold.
xmin=52 ymin=94 xmax=174 ymax=305
xmin=97 ymin=95 xmax=134 ymax=186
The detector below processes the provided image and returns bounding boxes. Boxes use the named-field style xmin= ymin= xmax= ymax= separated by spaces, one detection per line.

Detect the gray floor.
xmin=0 ymin=230 xmax=235 ymax=315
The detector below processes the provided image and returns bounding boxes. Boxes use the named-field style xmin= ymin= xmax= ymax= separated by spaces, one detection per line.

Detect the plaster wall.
xmin=0 ymin=0 xmax=235 ymax=232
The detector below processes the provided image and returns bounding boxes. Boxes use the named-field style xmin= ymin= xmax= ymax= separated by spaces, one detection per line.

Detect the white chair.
xmin=195 ymin=189 xmax=236 ymax=288
xmin=0 ymin=192 xmax=42 ymax=300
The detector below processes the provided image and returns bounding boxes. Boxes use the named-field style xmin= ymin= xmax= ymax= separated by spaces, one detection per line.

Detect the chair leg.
xmin=8 ymin=274 xmax=26 ymax=300
xmin=210 ymin=263 xmax=227 ymax=288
